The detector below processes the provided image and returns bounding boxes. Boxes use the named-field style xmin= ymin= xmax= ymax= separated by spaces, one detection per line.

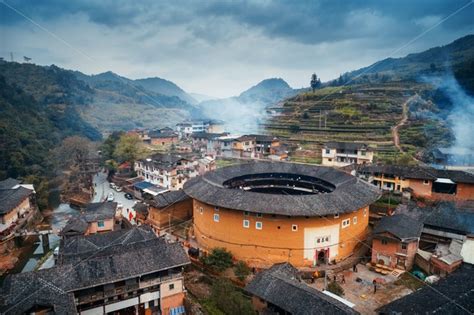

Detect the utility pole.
xmin=324 ymin=111 xmax=327 ymax=129
xmin=10 ymin=52 xmax=14 ymax=62
xmin=319 ymin=109 xmax=322 ymax=129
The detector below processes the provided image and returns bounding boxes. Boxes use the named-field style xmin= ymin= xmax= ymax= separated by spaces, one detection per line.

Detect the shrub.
xmin=327 ymin=281 xmax=345 ymax=296
xmin=201 ymin=247 xmax=233 ymax=272
xmin=210 ymin=279 xmax=254 ymax=315
xmin=234 ymin=261 xmax=251 ymax=281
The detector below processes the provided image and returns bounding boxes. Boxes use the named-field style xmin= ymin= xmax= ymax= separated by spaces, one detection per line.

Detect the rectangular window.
xmin=213 ymin=214 xmax=219 ymax=222
xmin=423 ymin=180 xmax=430 ymax=185
xmin=334 ymin=213 xmax=339 ymax=219
xmin=325 ymin=149 xmax=330 ymax=154
xmin=342 ymin=219 xmax=350 ymax=228
xmin=363 ymin=208 xmax=367 ymax=217
xmin=214 ymin=206 xmax=219 ymax=211
xmin=98 ymin=221 xmax=105 ymax=228
xmin=381 ymin=239 xmax=388 ymax=245
xmin=256 ymin=221 xmax=263 ymax=230
xmin=292 ymin=224 xmax=298 ymax=232
xmin=243 ymin=219 xmax=250 ymax=228
xmin=353 ymin=216 xmax=357 ymax=224
xmin=256 ymin=213 xmax=263 ymax=218
xmin=361 ymin=151 xmax=366 ymax=156
xmin=244 ymin=211 xmax=250 ymax=216
xmin=401 ymin=243 xmax=407 ymax=250
xmin=169 ymin=283 xmax=174 ymax=290
xmin=199 ymin=207 xmax=203 ymax=214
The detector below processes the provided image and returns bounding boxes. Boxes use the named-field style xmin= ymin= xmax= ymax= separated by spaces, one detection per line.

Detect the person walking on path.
xmin=373 ymin=279 xmax=377 ymax=294
xmin=342 ymin=275 xmax=346 ymax=284
xmin=353 ymin=264 xmax=358 ymax=272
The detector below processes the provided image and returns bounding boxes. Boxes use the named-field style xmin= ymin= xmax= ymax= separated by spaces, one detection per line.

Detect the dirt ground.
xmin=309 ymin=263 xmax=414 ymax=314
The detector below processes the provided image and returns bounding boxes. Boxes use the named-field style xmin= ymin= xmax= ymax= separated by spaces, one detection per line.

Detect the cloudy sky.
xmin=1 ymin=0 xmax=473 ymax=97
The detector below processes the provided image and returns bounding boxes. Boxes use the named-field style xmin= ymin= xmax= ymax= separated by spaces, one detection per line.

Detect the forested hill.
xmin=332 ymin=34 xmax=474 ymax=95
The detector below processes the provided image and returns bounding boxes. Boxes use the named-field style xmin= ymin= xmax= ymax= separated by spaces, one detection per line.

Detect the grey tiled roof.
xmin=245 ymin=263 xmax=359 ymax=315
xmin=325 ymin=142 xmax=369 ymax=151
xmin=1 ymin=226 xmax=190 ymax=314
xmin=82 ymin=202 xmax=117 ymax=222
xmin=152 ymin=190 xmax=190 ymax=208
xmin=378 ymin=263 xmax=474 ymax=314
xmin=60 ymin=217 xmax=89 ymax=236
xmin=0 ymin=186 xmax=33 ymax=214
xmin=184 ymin=161 xmax=380 ymax=216
xmin=373 ymin=214 xmax=423 ymax=240
xmin=359 ymin=165 xmax=436 ymax=180
xmin=0 ymin=178 xmax=21 ymax=189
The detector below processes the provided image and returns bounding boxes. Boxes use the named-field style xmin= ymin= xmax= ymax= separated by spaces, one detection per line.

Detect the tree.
xmin=113 ymin=133 xmax=147 ymax=164
xmin=210 ymin=279 xmax=254 ymax=315
xmin=310 ymin=73 xmax=321 ymax=92
xmin=55 ymin=136 xmax=92 ymax=170
xmin=201 ymin=247 xmax=234 ymax=272
xmin=234 ymin=260 xmax=251 ymax=281
xmin=100 ymin=131 xmax=124 ymax=161
xmin=290 ymin=125 xmax=300 ymax=133
xmin=302 ymin=112 xmax=310 ymax=119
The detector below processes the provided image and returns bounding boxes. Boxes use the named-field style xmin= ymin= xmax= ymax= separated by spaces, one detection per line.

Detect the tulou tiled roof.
xmin=184 ymin=161 xmax=380 ymax=216
xmin=1 ymin=226 xmax=190 ymax=314
xmin=245 ymin=263 xmax=359 ymax=315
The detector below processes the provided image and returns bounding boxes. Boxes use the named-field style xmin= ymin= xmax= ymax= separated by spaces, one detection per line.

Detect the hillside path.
xmin=392 ymin=95 xmax=416 ymax=153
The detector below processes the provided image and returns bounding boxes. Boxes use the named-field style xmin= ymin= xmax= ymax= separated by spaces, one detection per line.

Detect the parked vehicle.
xmin=124 ymin=193 xmax=134 ymax=200
xmin=115 ymin=186 xmax=123 ymax=192
xmin=109 ymin=182 xmax=116 ymax=189
xmin=107 ymin=192 xmax=115 ymax=202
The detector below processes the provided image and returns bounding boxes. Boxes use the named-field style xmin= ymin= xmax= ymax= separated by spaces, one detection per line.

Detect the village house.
xmin=176 ymin=122 xmax=192 ymax=139
xmin=60 ymin=202 xmax=120 ymax=237
xmin=135 ymin=153 xmax=198 ymax=190
xmin=358 ymin=165 xmax=474 ymax=201
xmin=149 ymin=130 xmax=179 ymax=146
xmin=190 ymin=132 xmax=228 ymax=153
xmin=0 ymin=178 xmax=36 ymax=239
xmin=1 ymin=225 xmax=190 ymax=315
xmin=322 ymin=142 xmax=373 ymax=167
xmin=245 ymin=263 xmax=359 ymax=314
xmin=232 ymin=135 xmax=257 ymax=158
xmin=142 ymin=190 xmax=193 ymax=233
xmin=196 ymin=156 xmax=216 ymax=175
xmin=371 ymin=214 xmax=422 ymax=270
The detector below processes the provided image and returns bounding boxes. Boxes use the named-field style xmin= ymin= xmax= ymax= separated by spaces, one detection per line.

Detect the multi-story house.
xmin=176 ymin=122 xmax=193 ymax=139
xmin=358 ymin=165 xmax=474 ymax=201
xmin=135 ymin=153 xmax=199 ymax=190
xmin=176 ymin=120 xmax=224 ymax=139
xmin=0 ymin=178 xmax=36 ymax=239
xmin=322 ymin=142 xmax=373 ymax=167
xmin=1 ymin=225 xmax=190 ymax=315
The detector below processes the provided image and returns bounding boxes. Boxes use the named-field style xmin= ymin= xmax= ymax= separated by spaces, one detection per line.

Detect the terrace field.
xmin=263 ymin=82 xmax=440 ymax=163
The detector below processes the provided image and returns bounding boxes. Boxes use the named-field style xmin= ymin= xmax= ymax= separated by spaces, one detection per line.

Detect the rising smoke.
xmin=422 ymin=74 xmax=474 ymax=165
xmin=199 ymin=98 xmax=269 ymax=134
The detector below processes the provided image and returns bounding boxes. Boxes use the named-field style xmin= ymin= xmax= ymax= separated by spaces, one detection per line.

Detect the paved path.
xmin=92 ymin=172 xmax=137 ymax=224
xmin=392 ymin=96 xmax=413 ymax=153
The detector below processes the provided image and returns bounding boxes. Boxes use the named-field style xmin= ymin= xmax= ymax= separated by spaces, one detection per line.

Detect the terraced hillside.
xmin=264 ymin=82 xmax=431 ymax=163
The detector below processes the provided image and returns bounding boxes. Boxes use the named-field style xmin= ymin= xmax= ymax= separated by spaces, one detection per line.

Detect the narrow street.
xmin=92 ymin=172 xmax=137 ymax=224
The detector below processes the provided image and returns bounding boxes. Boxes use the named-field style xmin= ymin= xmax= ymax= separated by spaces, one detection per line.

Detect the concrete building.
xmin=135 ymin=153 xmax=198 ymax=190
xmin=358 ymin=165 xmax=474 ymax=201
xmin=322 ymin=142 xmax=373 ymax=167
xmin=184 ymin=162 xmax=380 ymax=267
xmin=245 ymin=263 xmax=359 ymax=314
xmin=0 ymin=226 xmax=190 ymax=315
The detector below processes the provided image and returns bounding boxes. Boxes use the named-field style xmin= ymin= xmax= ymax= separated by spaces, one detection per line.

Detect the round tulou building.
xmin=184 ymin=162 xmax=380 ymax=267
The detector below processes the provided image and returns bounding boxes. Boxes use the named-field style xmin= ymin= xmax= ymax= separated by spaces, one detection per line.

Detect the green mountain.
xmin=198 ymin=78 xmax=297 ymax=133
xmin=134 ymin=77 xmax=197 ymax=104
xmin=337 ymin=34 xmax=474 ymax=94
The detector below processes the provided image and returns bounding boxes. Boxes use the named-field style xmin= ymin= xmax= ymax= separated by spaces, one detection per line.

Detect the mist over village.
xmin=1 ymin=1 xmax=474 ymax=314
